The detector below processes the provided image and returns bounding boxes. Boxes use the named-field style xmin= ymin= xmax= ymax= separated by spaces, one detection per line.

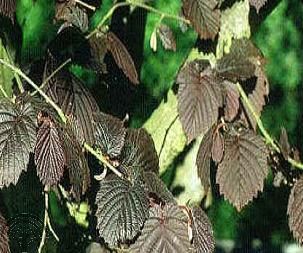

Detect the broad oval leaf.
xmin=120 ymin=128 xmax=159 ymax=176
xmin=216 ymin=39 xmax=262 ymax=81
xmin=34 ymin=116 xmax=65 ymax=186
xmin=43 ymin=53 xmax=99 ymax=145
xmin=129 ymin=203 xmax=191 ymax=253
xmin=0 ymin=212 xmax=10 ymax=253
xmin=95 ymin=178 xmax=149 ymax=246
xmin=196 ymin=127 xmax=213 ymax=194
xmin=0 ymin=99 xmax=37 ymax=188
xmin=0 ymin=0 xmax=16 ymax=22
xmin=287 ymin=175 xmax=303 ymax=244
xmin=94 ymin=112 xmax=126 ymax=158
xmin=216 ymin=126 xmax=269 ymax=211
xmin=107 ymin=32 xmax=139 ymax=84
xmin=177 ymin=60 xmax=223 ymax=143
xmin=191 ymin=207 xmax=215 ymax=253
xmin=157 ymin=24 xmax=176 ymax=52
xmin=182 ymin=0 xmax=220 ymax=40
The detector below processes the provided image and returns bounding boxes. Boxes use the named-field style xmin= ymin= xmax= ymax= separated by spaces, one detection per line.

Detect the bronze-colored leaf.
xmin=288 ymin=175 xmax=303 ymax=244
xmin=177 ymin=60 xmax=223 ymax=143
xmin=0 ymin=99 xmax=37 ymax=188
xmin=216 ymin=125 xmax=269 ymax=211
xmin=94 ymin=112 xmax=126 ymax=158
xmin=34 ymin=116 xmax=65 ymax=186
xmin=249 ymin=0 xmax=267 ymax=13
xmin=223 ymin=80 xmax=240 ymax=122
xmin=0 ymin=212 xmax=10 ymax=253
xmin=95 ymin=177 xmax=149 ymax=246
xmin=240 ymin=65 xmax=269 ymax=130
xmin=279 ymin=127 xmax=290 ymax=160
xmin=43 ymin=52 xmax=99 ymax=145
xmin=55 ymin=0 xmax=89 ymax=32
xmin=143 ymin=171 xmax=176 ymax=204
xmin=182 ymin=0 xmax=220 ymax=40
xmin=120 ymin=128 xmax=159 ymax=176
xmin=0 ymin=0 xmax=16 ymax=22
xmin=211 ymin=130 xmax=224 ymax=163
xmin=89 ymin=32 xmax=108 ymax=73
xmin=107 ymin=32 xmax=139 ymax=84
xmin=129 ymin=204 xmax=191 ymax=253
xmin=157 ymin=24 xmax=176 ymax=51
xmin=191 ymin=207 xmax=215 ymax=253
xmin=216 ymin=39 xmax=263 ymax=81
xmin=63 ymin=128 xmax=90 ymax=201
xmin=196 ymin=127 xmax=214 ymax=194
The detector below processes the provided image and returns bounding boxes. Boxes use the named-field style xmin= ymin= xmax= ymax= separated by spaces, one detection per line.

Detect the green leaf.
xmin=0 ymin=99 xmax=37 ymax=188
xmin=95 ymin=178 xmax=149 ymax=246
xmin=0 ymin=39 xmax=13 ymax=98
xmin=90 ymin=0 xmax=113 ymax=29
xmin=129 ymin=203 xmax=191 ymax=253
xmin=0 ymin=212 xmax=10 ymax=253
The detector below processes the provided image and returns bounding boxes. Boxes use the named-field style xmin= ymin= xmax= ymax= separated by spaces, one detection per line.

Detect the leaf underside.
xmin=288 ymin=175 xmax=303 ymax=244
xmin=182 ymin=0 xmax=220 ymax=40
xmin=95 ymin=178 xmax=149 ymax=246
xmin=0 ymin=212 xmax=10 ymax=253
xmin=216 ymin=127 xmax=268 ymax=211
xmin=129 ymin=204 xmax=191 ymax=253
xmin=0 ymin=99 xmax=37 ymax=188
xmin=191 ymin=207 xmax=215 ymax=253
xmin=94 ymin=112 xmax=126 ymax=158
xmin=177 ymin=60 xmax=222 ymax=143
xmin=107 ymin=32 xmax=139 ymax=84
xmin=35 ymin=117 xmax=65 ymax=186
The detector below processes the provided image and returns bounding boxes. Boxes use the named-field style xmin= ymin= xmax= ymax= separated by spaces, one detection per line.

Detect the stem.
xmin=31 ymin=58 xmax=72 ymax=96
xmin=0 ymin=58 xmax=123 ymax=177
xmin=5 ymin=49 xmax=24 ymax=93
xmin=75 ymin=0 xmax=96 ymax=11
xmin=86 ymin=2 xmax=130 ymax=39
xmin=0 ymin=85 xmax=9 ymax=98
xmin=83 ymin=143 xmax=123 ymax=178
xmin=236 ymin=82 xmax=303 ymax=170
xmin=127 ymin=0 xmax=190 ymax=25
xmin=0 ymin=59 xmax=67 ymax=123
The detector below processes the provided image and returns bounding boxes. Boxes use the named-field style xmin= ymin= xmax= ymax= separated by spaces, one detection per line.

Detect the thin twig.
xmin=75 ymin=0 xmax=96 ymax=11
xmin=83 ymin=143 xmax=123 ymax=178
xmin=236 ymin=82 xmax=303 ymax=170
xmin=31 ymin=58 xmax=72 ymax=96
xmin=0 ymin=58 xmax=123 ymax=178
xmin=38 ymin=186 xmax=59 ymax=253
xmin=0 ymin=85 xmax=9 ymax=98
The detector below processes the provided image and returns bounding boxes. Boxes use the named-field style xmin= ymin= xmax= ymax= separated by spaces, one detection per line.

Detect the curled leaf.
xmin=129 ymin=204 xmax=191 ymax=253
xmin=157 ymin=24 xmax=176 ymax=51
xmin=95 ymin=178 xmax=149 ymax=246
xmin=107 ymin=32 xmax=139 ymax=84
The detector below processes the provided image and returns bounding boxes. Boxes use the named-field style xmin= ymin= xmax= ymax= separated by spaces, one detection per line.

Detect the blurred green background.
xmin=1 ymin=0 xmax=303 ymax=252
